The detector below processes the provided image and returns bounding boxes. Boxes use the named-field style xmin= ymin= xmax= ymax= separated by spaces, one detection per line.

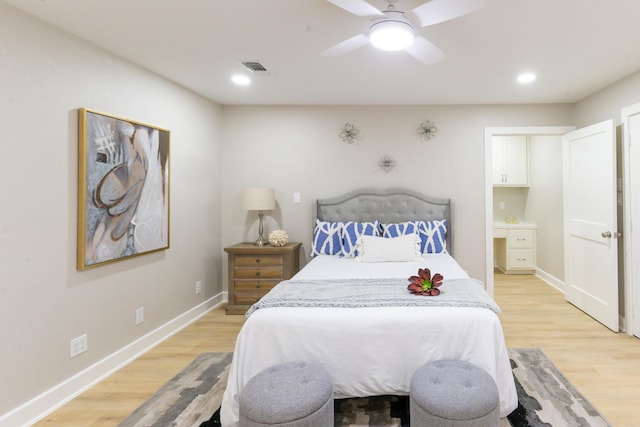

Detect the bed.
xmin=220 ymin=188 xmax=517 ymax=426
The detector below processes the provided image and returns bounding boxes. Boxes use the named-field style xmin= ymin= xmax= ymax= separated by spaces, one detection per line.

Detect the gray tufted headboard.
xmin=314 ymin=188 xmax=452 ymax=254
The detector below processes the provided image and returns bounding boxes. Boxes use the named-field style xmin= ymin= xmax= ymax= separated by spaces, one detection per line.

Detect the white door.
xmin=563 ymin=120 xmax=619 ymax=331
xmin=622 ymin=103 xmax=640 ymax=338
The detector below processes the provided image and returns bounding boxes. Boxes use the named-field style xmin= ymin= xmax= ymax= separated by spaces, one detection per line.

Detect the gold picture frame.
xmin=77 ymin=108 xmax=170 ymax=270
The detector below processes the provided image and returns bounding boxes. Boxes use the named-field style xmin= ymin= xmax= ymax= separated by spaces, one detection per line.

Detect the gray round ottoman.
xmin=410 ymin=359 xmax=500 ymax=427
xmin=238 ymin=361 xmax=334 ymax=427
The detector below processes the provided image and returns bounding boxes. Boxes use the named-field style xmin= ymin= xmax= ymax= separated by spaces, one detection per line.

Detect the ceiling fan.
xmin=323 ymin=0 xmax=485 ymax=64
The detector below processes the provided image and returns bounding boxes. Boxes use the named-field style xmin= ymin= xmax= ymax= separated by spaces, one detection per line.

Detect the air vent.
xmin=241 ymin=61 xmax=271 ymax=75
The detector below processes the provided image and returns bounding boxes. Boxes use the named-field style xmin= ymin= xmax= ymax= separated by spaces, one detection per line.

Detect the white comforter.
xmin=220 ymin=255 xmax=517 ymax=426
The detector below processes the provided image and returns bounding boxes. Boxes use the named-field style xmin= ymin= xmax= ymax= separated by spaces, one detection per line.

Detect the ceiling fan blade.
xmin=326 ymin=0 xmax=384 ymax=17
xmin=405 ymin=36 xmax=445 ymax=64
xmin=323 ymin=34 xmax=370 ymax=56
xmin=411 ymin=0 xmax=485 ymax=27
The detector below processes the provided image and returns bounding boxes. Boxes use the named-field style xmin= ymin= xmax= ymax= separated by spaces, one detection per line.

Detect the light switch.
xmin=293 ymin=192 xmax=301 ymax=204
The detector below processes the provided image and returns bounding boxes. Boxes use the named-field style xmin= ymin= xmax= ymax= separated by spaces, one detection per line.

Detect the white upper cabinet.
xmin=492 ymin=135 xmax=529 ymax=186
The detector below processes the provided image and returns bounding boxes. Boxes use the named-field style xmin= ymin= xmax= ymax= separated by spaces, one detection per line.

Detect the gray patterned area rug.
xmin=118 ymin=352 xmax=232 ymax=427
xmin=507 ymin=348 xmax=610 ymax=427
xmin=119 ymin=349 xmax=610 ymax=427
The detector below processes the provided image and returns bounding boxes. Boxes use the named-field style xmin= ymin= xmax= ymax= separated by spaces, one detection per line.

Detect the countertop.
xmin=493 ymin=221 xmax=537 ymax=229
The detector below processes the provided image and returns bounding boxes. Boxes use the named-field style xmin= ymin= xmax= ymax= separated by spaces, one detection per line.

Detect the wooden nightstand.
xmin=224 ymin=242 xmax=302 ymax=314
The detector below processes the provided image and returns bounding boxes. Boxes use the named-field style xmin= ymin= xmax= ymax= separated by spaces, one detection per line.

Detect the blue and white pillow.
xmin=381 ymin=221 xmax=418 ymax=238
xmin=311 ymin=220 xmax=343 ymax=256
xmin=341 ymin=221 xmax=380 ymax=258
xmin=416 ymin=219 xmax=448 ymax=253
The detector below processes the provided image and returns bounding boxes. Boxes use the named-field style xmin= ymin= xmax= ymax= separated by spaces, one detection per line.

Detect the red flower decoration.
xmin=408 ymin=268 xmax=443 ymax=296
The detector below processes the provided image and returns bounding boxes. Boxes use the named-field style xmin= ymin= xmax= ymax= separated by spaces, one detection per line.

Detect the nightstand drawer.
xmin=234 ymin=291 xmax=262 ymax=305
xmin=234 ymin=268 xmax=283 ymax=279
xmin=235 ymin=254 xmax=283 ymax=267
xmin=235 ymin=280 xmax=281 ymax=292
xmin=234 ymin=281 xmax=280 ymax=305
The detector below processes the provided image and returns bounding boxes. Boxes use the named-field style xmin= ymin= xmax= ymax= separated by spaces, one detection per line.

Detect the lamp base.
xmin=253 ymin=236 xmax=268 ymax=246
xmin=254 ymin=212 xmax=268 ymax=246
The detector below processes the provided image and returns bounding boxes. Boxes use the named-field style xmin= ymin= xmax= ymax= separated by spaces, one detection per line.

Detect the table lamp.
xmin=243 ymin=187 xmax=276 ymax=246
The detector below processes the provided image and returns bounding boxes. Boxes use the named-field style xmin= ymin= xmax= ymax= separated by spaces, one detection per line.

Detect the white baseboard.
xmin=0 ymin=292 xmax=227 ymax=427
xmin=535 ymin=268 xmax=565 ymax=293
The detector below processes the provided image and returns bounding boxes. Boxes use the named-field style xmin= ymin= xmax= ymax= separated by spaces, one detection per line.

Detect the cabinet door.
xmin=492 ymin=136 xmax=507 ymax=184
xmin=493 ymin=135 xmax=528 ymax=186
xmin=504 ymin=136 xmax=528 ymax=185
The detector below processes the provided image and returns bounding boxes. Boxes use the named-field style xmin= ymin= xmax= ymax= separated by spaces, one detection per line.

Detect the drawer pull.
xmin=255 ymin=259 xmax=261 ymax=264
xmin=255 ymin=271 xmax=261 ymax=277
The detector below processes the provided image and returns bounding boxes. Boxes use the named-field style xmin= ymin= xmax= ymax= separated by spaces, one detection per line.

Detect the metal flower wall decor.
xmin=416 ymin=120 xmax=438 ymax=141
xmin=378 ymin=155 xmax=396 ymax=173
xmin=339 ymin=123 xmax=361 ymax=144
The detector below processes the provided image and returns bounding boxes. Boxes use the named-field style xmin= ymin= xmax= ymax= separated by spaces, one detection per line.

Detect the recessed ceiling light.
xmin=517 ymin=72 xmax=536 ymax=84
xmin=231 ymin=74 xmax=251 ymax=86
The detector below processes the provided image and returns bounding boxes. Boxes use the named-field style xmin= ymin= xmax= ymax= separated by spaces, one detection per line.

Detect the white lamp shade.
xmin=243 ymin=187 xmax=276 ymax=211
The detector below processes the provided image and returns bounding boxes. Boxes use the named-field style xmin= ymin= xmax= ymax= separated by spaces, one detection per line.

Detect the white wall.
xmin=0 ymin=3 xmax=223 ymax=420
xmin=574 ymin=71 xmax=640 ymax=126
xmin=493 ymin=187 xmax=528 ymax=220
xmin=526 ymin=135 xmax=564 ymax=282
xmin=220 ymin=104 xmax=573 ymax=283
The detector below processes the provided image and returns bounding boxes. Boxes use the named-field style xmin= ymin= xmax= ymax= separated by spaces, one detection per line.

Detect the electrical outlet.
xmin=136 ymin=307 xmax=144 ymax=325
xmin=499 ymin=202 xmax=505 ymax=210
xmin=70 ymin=334 xmax=88 ymax=358
xmin=195 ymin=281 xmax=203 ymax=295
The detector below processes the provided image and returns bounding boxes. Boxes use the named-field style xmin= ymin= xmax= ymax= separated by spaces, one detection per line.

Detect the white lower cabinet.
xmin=494 ymin=225 xmax=536 ymax=274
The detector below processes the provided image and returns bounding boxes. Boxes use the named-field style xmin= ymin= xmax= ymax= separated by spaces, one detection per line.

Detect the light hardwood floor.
xmin=36 ymin=273 xmax=640 ymax=426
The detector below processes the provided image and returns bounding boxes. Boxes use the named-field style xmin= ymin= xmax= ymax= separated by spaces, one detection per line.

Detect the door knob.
xmin=601 ymin=231 xmax=612 ymax=238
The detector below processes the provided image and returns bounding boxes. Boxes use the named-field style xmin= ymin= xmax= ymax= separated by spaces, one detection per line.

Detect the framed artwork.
xmin=77 ymin=108 xmax=170 ymax=270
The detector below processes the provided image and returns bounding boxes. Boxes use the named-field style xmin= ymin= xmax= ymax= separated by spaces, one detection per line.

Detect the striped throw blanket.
xmin=245 ymin=278 xmax=500 ymax=316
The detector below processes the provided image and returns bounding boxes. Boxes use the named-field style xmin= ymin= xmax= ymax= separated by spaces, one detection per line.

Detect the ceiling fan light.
xmin=369 ymin=20 xmax=414 ymax=51
xmin=231 ymin=74 xmax=251 ymax=86
xmin=517 ymin=72 xmax=536 ymax=84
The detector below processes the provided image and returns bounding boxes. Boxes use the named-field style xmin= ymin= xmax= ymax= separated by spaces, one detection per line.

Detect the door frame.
xmin=484 ymin=126 xmax=575 ymax=296
xmin=622 ymin=104 xmax=640 ymax=337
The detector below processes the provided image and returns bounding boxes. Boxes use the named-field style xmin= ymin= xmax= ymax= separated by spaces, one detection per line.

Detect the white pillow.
xmin=355 ymin=234 xmax=422 ymax=263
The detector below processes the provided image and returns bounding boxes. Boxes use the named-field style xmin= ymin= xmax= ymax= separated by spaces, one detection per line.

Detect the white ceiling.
xmin=5 ymin=0 xmax=640 ymax=105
